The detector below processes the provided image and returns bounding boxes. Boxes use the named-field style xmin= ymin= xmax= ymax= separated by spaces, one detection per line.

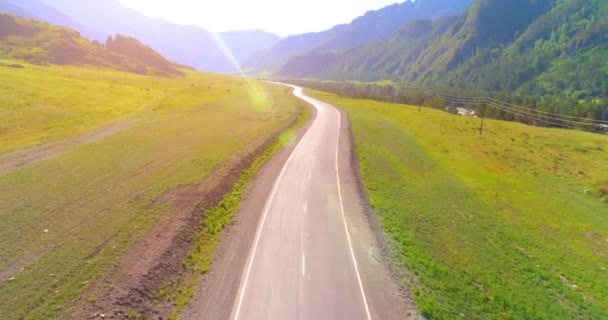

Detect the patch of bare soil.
xmin=0 ymin=119 xmax=138 ymax=173
xmin=68 ymin=108 xmax=309 ymax=320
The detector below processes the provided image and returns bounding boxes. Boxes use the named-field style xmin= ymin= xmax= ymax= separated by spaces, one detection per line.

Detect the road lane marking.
xmin=302 ymin=252 xmax=306 ymax=276
xmin=304 ymin=201 xmax=308 ymax=213
xmin=232 ymin=86 xmax=315 ymax=320
xmin=307 ymin=171 xmax=312 ymax=180
xmin=284 ymin=87 xmax=373 ymax=319
xmin=335 ymin=108 xmax=373 ymax=320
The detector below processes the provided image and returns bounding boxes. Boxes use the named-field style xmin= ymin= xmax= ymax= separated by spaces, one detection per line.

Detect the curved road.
xmin=230 ymin=86 xmax=373 ymax=320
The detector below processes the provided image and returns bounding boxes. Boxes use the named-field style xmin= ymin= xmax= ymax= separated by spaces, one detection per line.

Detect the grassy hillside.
xmin=27 ymin=0 xmax=279 ymax=72
xmin=310 ymin=90 xmax=608 ymax=319
xmin=0 ymin=60 xmax=303 ymax=319
xmin=106 ymin=34 xmax=184 ymax=76
xmin=0 ymin=13 xmax=182 ymax=75
xmin=0 ymin=0 xmax=97 ymax=38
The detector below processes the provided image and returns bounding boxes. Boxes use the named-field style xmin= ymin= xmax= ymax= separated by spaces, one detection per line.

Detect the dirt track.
xmin=0 ymin=119 xmax=137 ymax=173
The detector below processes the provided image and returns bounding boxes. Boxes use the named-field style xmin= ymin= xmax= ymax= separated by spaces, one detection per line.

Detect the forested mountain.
xmin=0 ymin=13 xmax=183 ymax=75
xmin=280 ymin=0 xmax=608 ymax=100
xmin=244 ymin=0 xmax=472 ymax=73
xmin=1 ymin=0 xmax=280 ymax=72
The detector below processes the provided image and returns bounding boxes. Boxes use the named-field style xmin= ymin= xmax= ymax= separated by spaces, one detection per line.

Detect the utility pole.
xmin=419 ymin=90 xmax=425 ymax=112
xmin=477 ymin=83 xmax=484 ymax=137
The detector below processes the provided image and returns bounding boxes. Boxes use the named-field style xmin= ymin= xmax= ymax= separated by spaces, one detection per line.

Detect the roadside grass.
xmin=158 ymin=107 xmax=310 ymax=319
xmin=309 ymin=90 xmax=608 ymax=319
xmin=0 ymin=60 xmax=302 ymax=319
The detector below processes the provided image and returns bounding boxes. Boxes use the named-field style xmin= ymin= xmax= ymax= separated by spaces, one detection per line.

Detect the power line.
xmin=482 ymin=100 xmax=594 ymax=127
xmin=484 ymin=101 xmax=577 ymax=129
xmin=290 ymin=80 xmax=608 ymax=132
xmin=485 ymin=97 xmax=608 ymax=124
xmin=398 ymin=85 xmax=606 ymax=129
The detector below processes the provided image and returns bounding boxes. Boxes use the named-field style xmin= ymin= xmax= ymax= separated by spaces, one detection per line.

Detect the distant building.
xmin=457 ymin=107 xmax=476 ymax=117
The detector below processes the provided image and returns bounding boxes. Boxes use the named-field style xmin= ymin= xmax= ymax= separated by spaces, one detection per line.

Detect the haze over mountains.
xmin=1 ymin=0 xmax=281 ymax=72
xmin=243 ymin=0 xmax=473 ymax=73
xmin=1 ymin=0 xmax=476 ymax=74
xmin=1 ymin=0 xmax=605 ymax=102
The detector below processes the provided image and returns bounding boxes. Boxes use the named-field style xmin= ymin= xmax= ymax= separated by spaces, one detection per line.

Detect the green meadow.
xmin=0 ymin=60 xmax=303 ymax=319
xmin=310 ymin=90 xmax=608 ymax=319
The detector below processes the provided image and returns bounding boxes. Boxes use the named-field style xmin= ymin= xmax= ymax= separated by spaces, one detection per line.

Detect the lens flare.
xmin=209 ymin=32 xmax=274 ymax=114
xmin=209 ymin=32 xmax=247 ymax=77
xmin=246 ymin=81 xmax=273 ymax=113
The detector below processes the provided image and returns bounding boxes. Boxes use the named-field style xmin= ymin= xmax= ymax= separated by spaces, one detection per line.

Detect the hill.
xmin=106 ymin=34 xmax=184 ymax=75
xmin=243 ymin=0 xmax=472 ymax=73
xmin=23 ymin=0 xmax=280 ymax=72
xmin=0 ymin=0 xmax=104 ymax=40
xmin=0 ymin=13 xmax=182 ymax=75
xmin=281 ymin=0 xmax=608 ymax=100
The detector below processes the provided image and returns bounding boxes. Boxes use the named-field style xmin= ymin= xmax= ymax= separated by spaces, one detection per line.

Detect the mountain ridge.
xmin=4 ymin=0 xmax=280 ymax=72
xmin=280 ymin=0 xmax=608 ymax=100
xmin=0 ymin=13 xmax=184 ymax=76
xmin=243 ymin=0 xmax=473 ymax=73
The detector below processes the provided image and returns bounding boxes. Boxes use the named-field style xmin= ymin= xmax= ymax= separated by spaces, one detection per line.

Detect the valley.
xmin=1 ymin=0 xmax=606 ymax=319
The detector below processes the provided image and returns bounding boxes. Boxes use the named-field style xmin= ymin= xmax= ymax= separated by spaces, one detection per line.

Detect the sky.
xmin=119 ymin=0 xmax=401 ymax=35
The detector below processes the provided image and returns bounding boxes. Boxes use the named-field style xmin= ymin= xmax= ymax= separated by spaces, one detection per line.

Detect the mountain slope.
xmin=242 ymin=24 xmax=346 ymax=74
xmin=244 ymin=0 xmax=472 ymax=73
xmin=33 ymin=0 xmax=279 ymax=72
xmin=405 ymin=0 xmax=553 ymax=81
xmin=0 ymin=13 xmax=182 ymax=75
xmin=0 ymin=0 xmax=104 ymax=40
xmin=280 ymin=16 xmax=457 ymax=80
xmin=286 ymin=0 xmax=608 ymax=99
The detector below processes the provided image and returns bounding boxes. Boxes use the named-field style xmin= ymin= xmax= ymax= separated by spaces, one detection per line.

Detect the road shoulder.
xmin=182 ymin=100 xmax=317 ymax=320
xmin=337 ymin=107 xmax=417 ymax=319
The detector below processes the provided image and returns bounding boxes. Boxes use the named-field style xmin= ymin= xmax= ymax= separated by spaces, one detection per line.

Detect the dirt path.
xmin=0 ymin=119 xmax=137 ymax=173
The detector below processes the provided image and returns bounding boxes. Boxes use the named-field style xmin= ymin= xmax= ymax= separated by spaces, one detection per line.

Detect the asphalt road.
xmin=230 ymin=86 xmax=373 ymax=320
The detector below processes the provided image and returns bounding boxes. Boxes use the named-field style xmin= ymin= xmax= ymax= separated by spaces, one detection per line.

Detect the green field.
xmin=0 ymin=60 xmax=303 ymax=319
xmin=310 ymin=90 xmax=608 ymax=319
